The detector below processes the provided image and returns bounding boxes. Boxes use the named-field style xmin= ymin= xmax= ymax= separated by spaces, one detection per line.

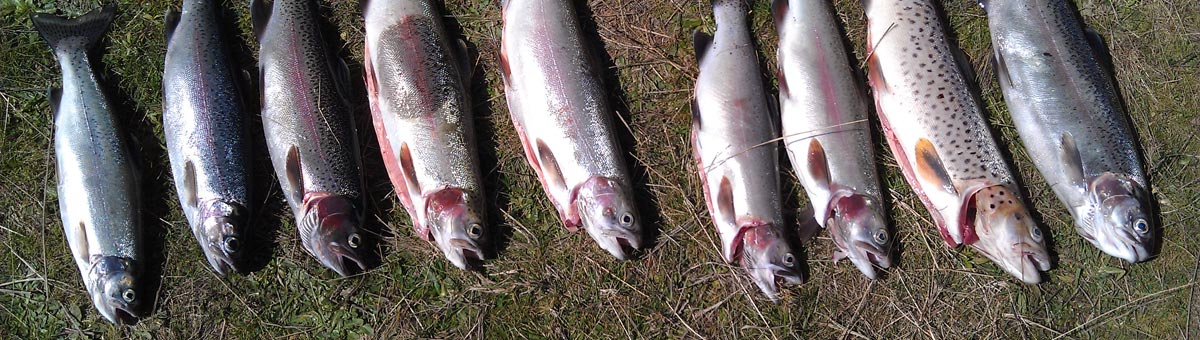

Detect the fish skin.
xmin=773 ymin=0 xmax=893 ymax=279
xmin=32 ymin=5 xmax=143 ymax=324
xmin=981 ymin=0 xmax=1156 ymax=263
xmin=253 ymin=0 xmax=367 ymax=276
xmin=692 ymin=0 xmax=802 ymax=300
xmin=163 ymin=0 xmax=252 ymax=276
xmin=500 ymin=0 xmax=642 ymax=260
xmin=363 ymin=0 xmax=487 ymax=270
xmin=863 ymin=0 xmax=1051 ymax=283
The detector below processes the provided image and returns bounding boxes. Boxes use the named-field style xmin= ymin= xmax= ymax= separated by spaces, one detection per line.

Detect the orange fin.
xmin=914 ymin=139 xmax=956 ymax=196
xmin=807 ymin=139 xmax=831 ymax=192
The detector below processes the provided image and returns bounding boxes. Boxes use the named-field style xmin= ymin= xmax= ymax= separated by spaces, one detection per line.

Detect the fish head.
xmin=301 ymin=194 xmax=367 ymax=276
xmin=425 ymin=188 xmax=486 ymax=270
xmin=196 ymin=200 xmax=247 ymax=276
xmin=1088 ymin=174 xmax=1156 ymax=263
xmin=828 ymin=194 xmax=893 ymax=279
xmin=87 ymin=256 xmax=140 ymax=324
xmin=739 ymin=223 xmax=803 ymax=300
xmin=968 ymin=186 xmax=1051 ymax=284
xmin=575 ymin=176 xmax=642 ymax=260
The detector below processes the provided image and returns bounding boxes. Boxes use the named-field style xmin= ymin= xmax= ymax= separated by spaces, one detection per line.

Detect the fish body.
xmin=981 ymin=0 xmax=1155 ymax=263
xmin=500 ymin=0 xmax=642 ymax=259
xmin=692 ymin=0 xmax=802 ymax=299
xmin=163 ymin=0 xmax=251 ymax=276
xmin=863 ymin=0 xmax=1050 ymax=283
xmin=772 ymin=0 xmax=892 ymax=279
xmin=33 ymin=5 xmax=142 ymax=324
xmin=363 ymin=0 xmax=486 ymax=270
xmin=251 ymin=0 xmax=366 ymax=276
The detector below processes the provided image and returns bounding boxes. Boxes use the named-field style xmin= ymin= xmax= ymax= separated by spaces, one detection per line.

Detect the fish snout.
xmin=89 ymin=256 xmax=140 ymax=324
xmin=198 ymin=213 xmax=245 ymax=276
xmin=594 ymin=228 xmax=641 ymax=260
xmin=304 ymin=196 xmax=368 ymax=276
xmin=444 ymin=237 xmax=485 ymax=270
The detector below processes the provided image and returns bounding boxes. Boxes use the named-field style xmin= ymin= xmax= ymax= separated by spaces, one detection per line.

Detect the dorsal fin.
xmin=284 ymin=145 xmax=303 ymax=203
xmin=914 ymin=138 xmax=957 ymax=196
xmin=164 ymin=10 xmax=180 ymax=42
xmin=536 ymin=139 xmax=565 ymax=193
xmin=1059 ymin=133 xmax=1085 ymax=189
xmin=691 ymin=30 xmax=713 ymax=64
xmin=807 ymin=139 xmax=831 ymax=192
xmin=250 ymin=0 xmax=272 ymax=42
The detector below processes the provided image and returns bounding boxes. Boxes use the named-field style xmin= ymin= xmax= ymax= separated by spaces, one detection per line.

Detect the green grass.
xmin=2 ymin=0 xmax=1198 ymax=338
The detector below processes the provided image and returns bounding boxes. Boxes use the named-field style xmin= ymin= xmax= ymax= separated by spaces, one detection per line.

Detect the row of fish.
xmin=690 ymin=0 xmax=1155 ymax=299
xmin=30 ymin=0 xmax=1155 ymax=324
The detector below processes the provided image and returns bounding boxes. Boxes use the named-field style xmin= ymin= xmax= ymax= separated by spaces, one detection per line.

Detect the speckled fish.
xmin=499 ymin=0 xmax=642 ymax=259
xmin=980 ymin=0 xmax=1156 ymax=263
xmin=863 ymin=0 xmax=1051 ymax=283
xmin=251 ymin=0 xmax=366 ymax=276
xmin=772 ymin=0 xmax=892 ymax=279
xmin=692 ymin=0 xmax=802 ymax=300
xmin=363 ymin=0 xmax=487 ymax=270
xmin=163 ymin=0 xmax=251 ymax=276
xmin=33 ymin=5 xmax=142 ymax=324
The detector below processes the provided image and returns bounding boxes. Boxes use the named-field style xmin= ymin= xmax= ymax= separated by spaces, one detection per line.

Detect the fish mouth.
xmin=325 ymin=244 xmax=366 ymax=277
xmin=205 ymin=250 xmax=237 ymax=277
xmin=595 ymin=230 xmax=641 ymax=260
xmin=447 ymin=237 xmax=485 ymax=270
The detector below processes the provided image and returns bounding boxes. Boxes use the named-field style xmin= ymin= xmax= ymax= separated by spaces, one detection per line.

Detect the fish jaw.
xmin=194 ymin=199 xmax=246 ymax=276
xmin=300 ymin=194 xmax=367 ymax=277
xmin=574 ymin=176 xmax=642 ymax=260
xmin=86 ymin=256 xmax=140 ymax=325
xmin=1080 ymin=174 xmax=1156 ymax=263
xmin=967 ymin=186 xmax=1051 ymax=284
xmin=739 ymin=223 xmax=803 ymax=300
xmin=827 ymin=194 xmax=893 ymax=279
xmin=424 ymin=188 xmax=486 ymax=270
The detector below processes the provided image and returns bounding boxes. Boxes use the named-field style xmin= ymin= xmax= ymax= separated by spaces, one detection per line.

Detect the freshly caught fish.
xmin=163 ymin=0 xmax=252 ymax=276
xmin=363 ymin=0 xmax=487 ymax=270
xmin=499 ymin=0 xmax=642 ymax=259
xmin=980 ymin=0 xmax=1156 ymax=263
xmin=692 ymin=0 xmax=802 ymax=299
xmin=863 ymin=0 xmax=1051 ymax=283
xmin=33 ymin=5 xmax=142 ymax=324
xmin=251 ymin=0 xmax=367 ymax=276
xmin=772 ymin=0 xmax=893 ymax=279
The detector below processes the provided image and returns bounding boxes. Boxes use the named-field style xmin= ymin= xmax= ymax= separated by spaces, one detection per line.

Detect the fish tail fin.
xmin=30 ymin=5 xmax=117 ymax=53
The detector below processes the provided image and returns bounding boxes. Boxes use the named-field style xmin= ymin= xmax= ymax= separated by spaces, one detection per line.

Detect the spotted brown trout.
xmin=980 ymin=0 xmax=1156 ymax=263
xmin=363 ymin=0 xmax=487 ymax=270
xmin=500 ymin=0 xmax=642 ymax=259
xmin=163 ymin=0 xmax=252 ymax=276
xmin=33 ymin=5 xmax=143 ymax=324
xmin=252 ymin=0 xmax=367 ymax=276
xmin=692 ymin=0 xmax=802 ymax=300
xmin=863 ymin=0 xmax=1051 ymax=283
xmin=773 ymin=0 xmax=893 ymax=279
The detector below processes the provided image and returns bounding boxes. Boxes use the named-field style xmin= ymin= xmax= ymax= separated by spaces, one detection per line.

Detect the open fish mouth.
xmin=616 ymin=237 xmax=637 ymax=258
xmin=327 ymin=245 xmax=366 ymax=276
xmin=853 ymin=241 xmax=890 ymax=268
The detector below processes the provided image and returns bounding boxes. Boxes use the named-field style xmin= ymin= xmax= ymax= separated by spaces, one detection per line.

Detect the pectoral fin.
xmin=914 ymin=139 xmax=957 ymax=196
xmin=806 ymin=139 xmax=832 ymax=193
xmin=285 ymin=145 xmax=304 ymax=204
xmin=398 ymin=143 xmax=421 ymax=198
xmin=183 ymin=160 xmax=198 ymax=209
xmin=1059 ymin=133 xmax=1086 ymax=189
xmin=535 ymin=139 xmax=565 ymax=194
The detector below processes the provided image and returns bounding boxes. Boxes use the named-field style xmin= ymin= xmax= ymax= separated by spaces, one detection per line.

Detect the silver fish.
xmin=33 ymin=5 xmax=142 ymax=324
xmin=499 ymin=0 xmax=642 ymax=259
xmin=251 ymin=0 xmax=366 ymax=276
xmin=863 ymin=0 xmax=1051 ymax=283
xmin=981 ymin=0 xmax=1156 ymax=263
xmin=692 ymin=0 xmax=803 ymax=300
xmin=773 ymin=0 xmax=893 ymax=279
xmin=163 ymin=0 xmax=252 ymax=276
xmin=363 ymin=0 xmax=486 ymax=270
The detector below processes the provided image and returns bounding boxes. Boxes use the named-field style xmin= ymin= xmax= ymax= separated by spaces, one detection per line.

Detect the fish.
xmin=32 ymin=5 xmax=143 ymax=324
xmin=980 ymin=0 xmax=1156 ymax=263
xmin=499 ymin=0 xmax=642 ymax=259
xmin=362 ymin=0 xmax=487 ymax=270
xmin=862 ymin=0 xmax=1051 ymax=283
xmin=691 ymin=0 xmax=803 ymax=300
xmin=251 ymin=0 xmax=367 ymax=276
xmin=772 ymin=0 xmax=893 ymax=279
xmin=163 ymin=0 xmax=252 ymax=276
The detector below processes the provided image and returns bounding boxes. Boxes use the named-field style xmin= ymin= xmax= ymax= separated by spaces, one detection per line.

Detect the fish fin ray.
xmin=992 ymin=51 xmax=1013 ymax=89
xmin=250 ymin=0 xmax=272 ymax=42
xmin=691 ymin=30 xmax=713 ymax=65
xmin=164 ymin=10 xmax=180 ymax=42
xmin=1059 ymin=133 xmax=1086 ymax=189
xmin=183 ymin=160 xmax=198 ymax=209
xmin=807 ymin=139 xmax=832 ymax=192
xmin=399 ymin=143 xmax=421 ymax=198
xmin=47 ymin=87 xmax=61 ymax=119
xmin=770 ymin=0 xmax=788 ymax=30
xmin=535 ymin=139 xmax=566 ymax=197
xmin=915 ymin=138 xmax=957 ymax=196
xmin=284 ymin=145 xmax=304 ymax=204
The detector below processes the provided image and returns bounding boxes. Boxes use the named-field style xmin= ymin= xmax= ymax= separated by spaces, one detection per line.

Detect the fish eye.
xmin=467 ymin=223 xmax=483 ymax=239
xmin=1133 ymin=219 xmax=1149 ymax=235
xmin=873 ymin=230 xmax=889 ymax=244
xmin=223 ymin=236 xmax=240 ymax=253
xmin=1030 ymin=227 xmax=1043 ymax=242
xmin=782 ymin=253 xmax=795 ymax=266
xmin=347 ymin=233 xmax=361 ymax=249
xmin=619 ymin=213 xmax=634 ymax=227
xmin=122 ymin=288 xmax=136 ymax=303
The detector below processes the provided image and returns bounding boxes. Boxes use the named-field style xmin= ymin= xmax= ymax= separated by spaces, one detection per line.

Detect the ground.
xmin=1 ymin=0 xmax=1198 ymax=338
